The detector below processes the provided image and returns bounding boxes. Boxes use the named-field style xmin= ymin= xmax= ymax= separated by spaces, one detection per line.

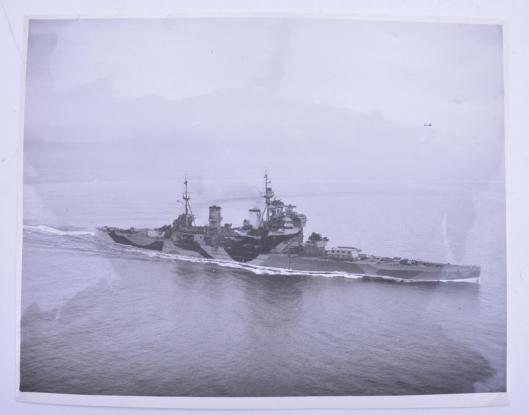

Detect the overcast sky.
xmin=24 ymin=18 xmax=504 ymax=185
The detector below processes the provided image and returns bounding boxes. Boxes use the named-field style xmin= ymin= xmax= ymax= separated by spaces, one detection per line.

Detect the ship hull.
xmin=250 ymin=254 xmax=480 ymax=282
xmin=96 ymin=229 xmax=479 ymax=282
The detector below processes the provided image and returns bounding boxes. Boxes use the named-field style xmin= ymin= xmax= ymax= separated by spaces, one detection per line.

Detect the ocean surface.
xmin=20 ymin=179 xmax=507 ymax=396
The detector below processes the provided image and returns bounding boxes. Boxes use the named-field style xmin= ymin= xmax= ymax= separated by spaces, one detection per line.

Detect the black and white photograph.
xmin=20 ymin=16 xmax=506 ymax=401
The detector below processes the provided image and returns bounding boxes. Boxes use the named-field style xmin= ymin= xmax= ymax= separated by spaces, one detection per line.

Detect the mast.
xmin=182 ymin=175 xmax=193 ymax=225
xmin=263 ymin=170 xmax=274 ymax=223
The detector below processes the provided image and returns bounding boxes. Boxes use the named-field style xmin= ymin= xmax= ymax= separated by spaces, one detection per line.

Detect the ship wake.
xmin=24 ymin=224 xmax=95 ymax=236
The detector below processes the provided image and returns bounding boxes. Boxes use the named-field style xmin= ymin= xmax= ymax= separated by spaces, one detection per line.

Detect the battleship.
xmin=96 ymin=174 xmax=481 ymax=283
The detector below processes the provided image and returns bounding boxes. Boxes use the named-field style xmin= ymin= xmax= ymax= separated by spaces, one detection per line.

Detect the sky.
xmin=24 ymin=18 xmax=504 ymax=186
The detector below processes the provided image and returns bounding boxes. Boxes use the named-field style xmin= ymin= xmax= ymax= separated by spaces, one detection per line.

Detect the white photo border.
xmin=14 ymin=11 xmax=510 ymax=410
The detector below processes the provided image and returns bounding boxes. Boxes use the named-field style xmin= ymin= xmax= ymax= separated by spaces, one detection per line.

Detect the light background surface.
xmin=1 ymin=0 xmax=528 ymax=414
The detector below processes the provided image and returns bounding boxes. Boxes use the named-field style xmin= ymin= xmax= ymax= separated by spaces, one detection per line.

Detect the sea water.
xmin=20 ymin=179 xmax=506 ymax=396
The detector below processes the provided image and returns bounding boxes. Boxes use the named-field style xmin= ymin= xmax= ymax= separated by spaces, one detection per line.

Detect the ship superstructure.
xmin=96 ymin=173 xmax=480 ymax=282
